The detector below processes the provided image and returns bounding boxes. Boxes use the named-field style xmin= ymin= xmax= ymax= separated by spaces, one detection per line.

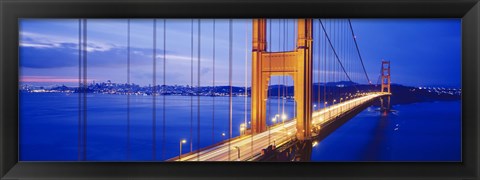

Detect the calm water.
xmin=19 ymin=92 xmax=295 ymax=161
xmin=19 ymin=92 xmax=461 ymax=161
xmin=311 ymin=101 xmax=461 ymax=161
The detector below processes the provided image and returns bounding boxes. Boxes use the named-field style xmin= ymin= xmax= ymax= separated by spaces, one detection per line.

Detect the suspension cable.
xmin=197 ymin=19 xmax=201 ymax=161
xmin=82 ymin=18 xmax=87 ymax=161
xmin=152 ymin=19 xmax=157 ymax=160
xmin=190 ymin=19 xmax=194 ymax=153
xmin=126 ymin=19 xmax=131 ymax=160
xmin=318 ymin=19 xmax=358 ymax=91
xmin=77 ymin=19 xmax=82 ymax=161
xmin=282 ymin=19 xmax=286 ymax=117
xmin=317 ymin=19 xmax=321 ymax=109
xmin=212 ymin=19 xmax=216 ymax=144
xmin=323 ymin=19 xmax=326 ymax=108
xmin=228 ymin=19 xmax=233 ymax=161
xmin=348 ymin=19 xmax=371 ymax=84
xmin=244 ymin=20 xmax=248 ymax=131
xmin=277 ymin=19 xmax=281 ymax=119
xmin=268 ymin=19 xmax=272 ymax=146
xmin=162 ymin=19 xmax=166 ymax=160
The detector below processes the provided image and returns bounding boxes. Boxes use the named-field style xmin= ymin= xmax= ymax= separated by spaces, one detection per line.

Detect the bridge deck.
xmin=170 ymin=92 xmax=390 ymax=161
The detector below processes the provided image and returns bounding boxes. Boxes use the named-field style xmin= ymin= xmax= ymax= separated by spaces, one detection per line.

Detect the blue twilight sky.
xmin=19 ymin=19 xmax=461 ymax=88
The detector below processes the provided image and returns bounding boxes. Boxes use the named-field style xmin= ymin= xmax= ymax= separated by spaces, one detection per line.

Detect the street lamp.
xmin=324 ymin=101 xmax=328 ymax=122
xmin=221 ymin=132 xmax=226 ymax=141
xmin=179 ymin=139 xmax=187 ymax=160
xmin=234 ymin=146 xmax=240 ymax=161
xmin=240 ymin=123 xmax=246 ymax=135
xmin=340 ymin=98 xmax=344 ymax=113
xmin=312 ymin=141 xmax=319 ymax=147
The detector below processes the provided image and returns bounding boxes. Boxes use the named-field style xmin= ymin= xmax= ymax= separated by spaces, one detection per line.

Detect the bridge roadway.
xmin=171 ymin=92 xmax=390 ymax=161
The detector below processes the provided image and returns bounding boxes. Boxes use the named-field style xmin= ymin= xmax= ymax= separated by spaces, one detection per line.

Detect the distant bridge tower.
xmin=251 ymin=19 xmax=313 ymax=141
xmin=381 ymin=60 xmax=391 ymax=93
xmin=380 ymin=60 xmax=391 ymax=114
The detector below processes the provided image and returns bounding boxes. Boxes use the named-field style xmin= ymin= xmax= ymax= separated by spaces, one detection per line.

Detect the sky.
xmin=19 ymin=18 xmax=461 ymax=88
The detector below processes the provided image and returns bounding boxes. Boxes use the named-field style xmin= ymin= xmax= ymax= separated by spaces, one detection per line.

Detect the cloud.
xmin=20 ymin=75 xmax=89 ymax=83
xmin=20 ymin=31 xmax=116 ymax=52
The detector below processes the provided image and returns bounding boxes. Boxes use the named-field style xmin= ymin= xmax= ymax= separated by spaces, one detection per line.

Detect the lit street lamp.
xmin=240 ymin=123 xmax=246 ymax=135
xmin=179 ymin=139 xmax=187 ymax=160
xmin=221 ymin=132 xmax=226 ymax=141
xmin=340 ymin=98 xmax=343 ymax=113
xmin=324 ymin=102 xmax=328 ymax=122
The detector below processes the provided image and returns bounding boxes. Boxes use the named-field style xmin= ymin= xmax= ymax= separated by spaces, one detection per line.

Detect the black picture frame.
xmin=1 ymin=0 xmax=479 ymax=179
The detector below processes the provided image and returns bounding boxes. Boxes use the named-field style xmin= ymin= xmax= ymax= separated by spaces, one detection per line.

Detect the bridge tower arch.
xmin=251 ymin=19 xmax=313 ymax=141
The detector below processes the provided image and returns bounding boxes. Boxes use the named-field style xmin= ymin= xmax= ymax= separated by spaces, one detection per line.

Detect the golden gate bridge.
xmin=76 ymin=18 xmax=392 ymax=161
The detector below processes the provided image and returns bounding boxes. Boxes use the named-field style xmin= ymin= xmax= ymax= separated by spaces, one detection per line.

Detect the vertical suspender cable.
xmin=317 ymin=19 xmax=320 ymax=109
xmin=341 ymin=20 xmax=344 ymax=96
xmin=328 ymin=20 xmax=331 ymax=104
xmin=337 ymin=20 xmax=340 ymax=99
xmin=282 ymin=19 xmax=288 ymax=116
xmin=277 ymin=19 xmax=280 ymax=118
xmin=126 ymin=19 xmax=131 ymax=160
xmin=190 ymin=19 xmax=194 ymax=153
xmin=162 ymin=19 xmax=166 ymax=160
xmin=250 ymin=20 xmax=253 ymax=158
xmin=197 ymin=19 xmax=201 ymax=161
xmin=340 ymin=20 xmax=344 ymax=94
xmin=268 ymin=19 xmax=271 ymax=146
xmin=323 ymin=19 xmax=326 ymax=107
xmin=152 ymin=19 xmax=157 ymax=161
xmin=281 ymin=19 xmax=286 ymax=140
xmin=244 ymin=20 xmax=248 ymax=131
xmin=228 ymin=19 xmax=233 ymax=161
xmin=282 ymin=19 xmax=285 ymax=118
xmin=293 ymin=19 xmax=296 ymax=117
xmin=78 ymin=19 xmax=82 ymax=161
xmin=212 ymin=19 xmax=216 ymax=144
xmin=82 ymin=19 xmax=88 ymax=161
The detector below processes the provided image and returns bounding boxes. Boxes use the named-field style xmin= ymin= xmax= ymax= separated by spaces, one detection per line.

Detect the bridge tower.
xmin=251 ymin=19 xmax=313 ymax=141
xmin=380 ymin=60 xmax=391 ymax=113
xmin=381 ymin=60 xmax=391 ymax=93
